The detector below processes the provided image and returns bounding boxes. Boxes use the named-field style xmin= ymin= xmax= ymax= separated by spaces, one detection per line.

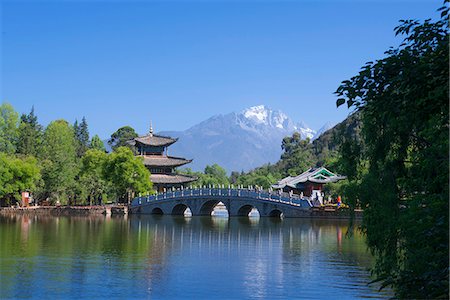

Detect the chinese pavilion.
xmin=272 ymin=167 xmax=346 ymax=197
xmin=129 ymin=125 xmax=196 ymax=193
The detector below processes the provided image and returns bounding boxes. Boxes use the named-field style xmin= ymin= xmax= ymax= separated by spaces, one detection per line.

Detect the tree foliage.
xmin=335 ymin=6 xmax=449 ymax=298
xmin=204 ymin=164 xmax=229 ymax=185
xmin=74 ymin=117 xmax=90 ymax=157
xmin=78 ymin=149 xmax=109 ymax=205
xmin=17 ymin=107 xmax=43 ymax=157
xmin=108 ymin=126 xmax=138 ymax=151
xmin=103 ymin=147 xmax=152 ymax=202
xmin=40 ymin=120 xmax=78 ymax=204
xmin=90 ymin=134 xmax=106 ymax=152
xmin=0 ymin=153 xmax=41 ymax=206
xmin=0 ymin=103 xmax=155 ymax=205
xmin=0 ymin=102 xmax=19 ymax=154
xmin=232 ymin=165 xmax=282 ymax=189
xmin=181 ymin=164 xmax=230 ymax=187
xmin=281 ymin=134 xmax=315 ymax=176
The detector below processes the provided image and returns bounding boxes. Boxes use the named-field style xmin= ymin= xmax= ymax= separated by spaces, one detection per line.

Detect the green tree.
xmin=90 ymin=134 xmax=106 ymax=152
xmin=235 ymin=173 xmax=276 ymax=189
xmin=40 ymin=120 xmax=78 ymax=204
xmin=74 ymin=117 xmax=90 ymax=157
xmin=0 ymin=102 xmax=19 ymax=154
xmin=73 ymin=119 xmax=79 ymax=140
xmin=108 ymin=126 xmax=138 ymax=151
xmin=104 ymin=147 xmax=152 ymax=203
xmin=16 ymin=106 xmax=43 ymax=157
xmin=185 ymin=164 xmax=230 ymax=187
xmin=280 ymin=134 xmax=315 ymax=176
xmin=0 ymin=153 xmax=41 ymax=206
xmin=79 ymin=149 xmax=109 ymax=205
xmin=335 ymin=6 xmax=448 ymax=298
xmin=204 ymin=164 xmax=229 ymax=185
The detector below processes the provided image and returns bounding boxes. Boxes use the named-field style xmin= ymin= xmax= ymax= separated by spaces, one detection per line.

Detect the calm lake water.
xmin=0 ymin=214 xmax=391 ymax=299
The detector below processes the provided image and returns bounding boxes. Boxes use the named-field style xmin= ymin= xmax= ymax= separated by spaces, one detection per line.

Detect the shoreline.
xmin=0 ymin=205 xmax=128 ymax=216
xmin=0 ymin=205 xmax=362 ymax=219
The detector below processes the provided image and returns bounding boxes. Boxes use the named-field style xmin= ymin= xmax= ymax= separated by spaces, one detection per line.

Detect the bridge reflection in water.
xmin=132 ymin=216 xmax=352 ymax=254
xmin=0 ymin=214 xmax=392 ymax=299
xmin=129 ymin=215 xmax=388 ymax=299
xmin=131 ymin=188 xmax=312 ymax=218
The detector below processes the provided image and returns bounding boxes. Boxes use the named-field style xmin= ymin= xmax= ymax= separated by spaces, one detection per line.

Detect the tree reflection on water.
xmin=0 ymin=214 xmax=390 ymax=299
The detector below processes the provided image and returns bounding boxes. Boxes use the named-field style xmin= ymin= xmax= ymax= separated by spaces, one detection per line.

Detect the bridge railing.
xmin=132 ymin=188 xmax=312 ymax=208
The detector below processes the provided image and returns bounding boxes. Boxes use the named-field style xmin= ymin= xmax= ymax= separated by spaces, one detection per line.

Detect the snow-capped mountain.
xmin=235 ymin=105 xmax=315 ymax=139
xmin=312 ymin=121 xmax=336 ymax=140
xmin=242 ymin=105 xmax=290 ymax=129
xmin=159 ymin=105 xmax=317 ymax=172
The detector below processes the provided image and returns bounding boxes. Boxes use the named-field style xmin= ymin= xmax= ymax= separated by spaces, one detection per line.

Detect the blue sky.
xmin=1 ymin=0 xmax=441 ymax=139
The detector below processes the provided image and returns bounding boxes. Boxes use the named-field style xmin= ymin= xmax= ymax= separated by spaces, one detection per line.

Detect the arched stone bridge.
xmin=130 ymin=188 xmax=313 ymax=218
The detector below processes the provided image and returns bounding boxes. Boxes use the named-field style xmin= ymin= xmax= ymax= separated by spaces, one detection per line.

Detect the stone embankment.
xmin=309 ymin=207 xmax=363 ymax=219
xmin=0 ymin=205 xmax=128 ymax=216
xmin=0 ymin=205 xmax=359 ymax=219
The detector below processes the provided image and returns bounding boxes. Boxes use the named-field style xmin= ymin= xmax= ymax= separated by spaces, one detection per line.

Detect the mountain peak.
xmin=159 ymin=104 xmax=333 ymax=172
xmin=241 ymin=105 xmax=289 ymax=129
xmin=242 ymin=105 xmax=270 ymax=124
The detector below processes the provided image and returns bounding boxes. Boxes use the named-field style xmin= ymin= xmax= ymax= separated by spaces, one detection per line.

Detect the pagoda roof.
xmin=150 ymin=174 xmax=197 ymax=184
xmin=143 ymin=155 xmax=192 ymax=167
xmin=130 ymin=133 xmax=178 ymax=147
xmin=272 ymin=167 xmax=346 ymax=189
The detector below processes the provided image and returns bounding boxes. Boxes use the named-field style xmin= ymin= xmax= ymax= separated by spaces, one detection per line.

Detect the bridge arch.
xmin=199 ymin=200 xmax=229 ymax=217
xmin=199 ymin=200 xmax=220 ymax=216
xmin=151 ymin=207 xmax=163 ymax=215
xmin=269 ymin=209 xmax=284 ymax=219
xmin=172 ymin=204 xmax=192 ymax=216
xmin=237 ymin=204 xmax=260 ymax=217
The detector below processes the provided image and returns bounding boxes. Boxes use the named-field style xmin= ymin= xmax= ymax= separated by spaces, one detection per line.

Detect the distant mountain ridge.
xmin=157 ymin=105 xmax=331 ymax=173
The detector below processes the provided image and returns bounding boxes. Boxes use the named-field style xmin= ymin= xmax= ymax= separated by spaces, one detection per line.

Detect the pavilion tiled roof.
xmin=131 ymin=134 xmax=178 ymax=147
xmin=150 ymin=174 xmax=197 ymax=184
xmin=272 ymin=167 xmax=346 ymax=189
xmin=143 ymin=156 xmax=192 ymax=167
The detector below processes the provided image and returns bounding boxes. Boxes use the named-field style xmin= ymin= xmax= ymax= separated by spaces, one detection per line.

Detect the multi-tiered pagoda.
xmin=129 ymin=125 xmax=196 ymax=192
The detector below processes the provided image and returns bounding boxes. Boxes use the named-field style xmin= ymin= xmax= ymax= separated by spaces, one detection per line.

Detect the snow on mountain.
xmin=242 ymin=105 xmax=290 ymax=129
xmin=159 ymin=105 xmax=319 ymax=173
xmin=243 ymin=105 xmax=269 ymax=124
xmin=312 ymin=121 xmax=336 ymax=140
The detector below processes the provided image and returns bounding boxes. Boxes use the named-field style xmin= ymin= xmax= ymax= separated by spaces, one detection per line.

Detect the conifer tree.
xmin=17 ymin=106 xmax=43 ymax=156
xmin=78 ymin=117 xmax=90 ymax=156
xmin=73 ymin=117 xmax=90 ymax=157
xmin=73 ymin=119 xmax=79 ymax=137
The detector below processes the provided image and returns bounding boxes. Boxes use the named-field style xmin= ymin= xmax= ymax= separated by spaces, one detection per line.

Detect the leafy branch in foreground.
xmin=335 ymin=4 xmax=449 ymax=298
